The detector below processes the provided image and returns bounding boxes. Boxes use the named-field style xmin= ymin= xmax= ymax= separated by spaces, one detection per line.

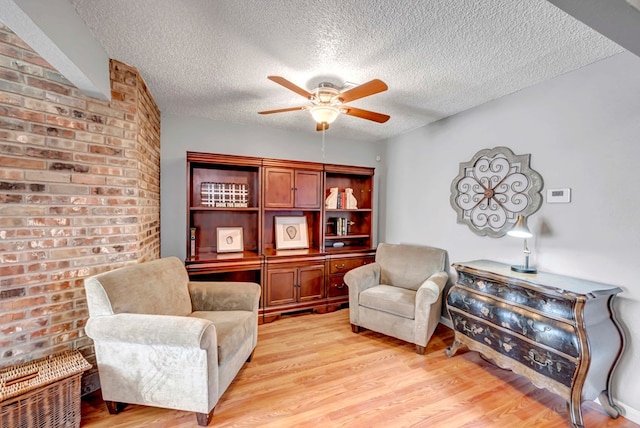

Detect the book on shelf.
xmin=331 ymin=189 xmax=356 ymax=210
xmin=328 ymin=217 xmax=349 ymax=236
xmin=190 ymin=227 xmax=196 ymax=257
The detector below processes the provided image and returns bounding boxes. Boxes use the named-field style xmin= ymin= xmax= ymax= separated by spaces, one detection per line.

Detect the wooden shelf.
xmin=325 ymin=208 xmax=372 ymax=213
xmin=325 ymin=234 xmax=370 ymax=240
xmin=186 ymin=250 xmax=261 ymax=263
xmin=190 ymin=207 xmax=260 ymax=212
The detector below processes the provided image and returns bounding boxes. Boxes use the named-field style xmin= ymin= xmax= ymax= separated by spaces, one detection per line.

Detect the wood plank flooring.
xmin=80 ymin=309 xmax=638 ymax=427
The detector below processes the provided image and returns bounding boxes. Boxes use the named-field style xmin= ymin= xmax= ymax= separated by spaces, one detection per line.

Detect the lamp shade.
xmin=507 ymin=215 xmax=533 ymax=238
xmin=310 ymin=105 xmax=339 ymax=124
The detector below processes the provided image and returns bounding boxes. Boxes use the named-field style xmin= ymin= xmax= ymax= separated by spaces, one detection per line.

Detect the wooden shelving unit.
xmin=185 ymin=152 xmax=376 ymax=322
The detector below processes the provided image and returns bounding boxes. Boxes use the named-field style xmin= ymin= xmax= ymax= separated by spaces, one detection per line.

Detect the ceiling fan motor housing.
xmin=312 ymin=83 xmax=340 ymax=105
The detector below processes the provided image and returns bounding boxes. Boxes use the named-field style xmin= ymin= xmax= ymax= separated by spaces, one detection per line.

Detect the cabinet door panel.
xmin=294 ymin=170 xmax=321 ymax=208
xmin=265 ymin=168 xmax=294 ymax=208
xmin=298 ymin=264 xmax=325 ymax=302
xmin=267 ymin=268 xmax=297 ymax=306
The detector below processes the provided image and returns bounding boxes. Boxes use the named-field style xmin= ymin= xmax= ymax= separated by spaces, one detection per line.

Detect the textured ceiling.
xmin=68 ymin=0 xmax=623 ymax=142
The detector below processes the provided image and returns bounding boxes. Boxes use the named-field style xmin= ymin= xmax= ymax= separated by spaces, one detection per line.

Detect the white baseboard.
xmin=440 ymin=316 xmax=640 ymax=425
xmin=613 ymin=400 xmax=640 ymax=425
xmin=439 ymin=315 xmax=452 ymax=329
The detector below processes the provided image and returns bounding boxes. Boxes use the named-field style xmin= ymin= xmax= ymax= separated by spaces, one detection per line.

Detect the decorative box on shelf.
xmin=200 ymin=182 xmax=249 ymax=208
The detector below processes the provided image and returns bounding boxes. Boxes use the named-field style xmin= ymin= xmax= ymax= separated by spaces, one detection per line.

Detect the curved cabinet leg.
xmin=445 ymin=338 xmax=463 ymax=358
xmin=567 ymin=401 xmax=584 ymax=428
xmin=598 ymin=390 xmax=621 ymax=418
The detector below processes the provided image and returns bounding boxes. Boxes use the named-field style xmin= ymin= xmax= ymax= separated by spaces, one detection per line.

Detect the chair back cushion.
xmin=376 ymin=243 xmax=446 ymax=291
xmin=84 ymin=256 xmax=193 ymax=317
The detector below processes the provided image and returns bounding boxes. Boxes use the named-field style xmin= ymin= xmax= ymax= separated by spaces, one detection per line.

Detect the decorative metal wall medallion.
xmin=450 ymin=147 xmax=543 ymax=237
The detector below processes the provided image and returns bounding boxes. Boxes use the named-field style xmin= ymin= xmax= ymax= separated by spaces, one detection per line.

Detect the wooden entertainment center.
xmin=185 ymin=152 xmax=375 ymax=323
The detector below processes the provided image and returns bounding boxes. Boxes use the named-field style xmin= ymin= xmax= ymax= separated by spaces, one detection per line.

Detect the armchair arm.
xmin=344 ymin=262 xmax=380 ymax=294
xmin=416 ymin=271 xmax=449 ymax=305
xmin=188 ymin=281 xmax=260 ymax=312
xmin=85 ymin=313 xmax=216 ymax=349
xmin=414 ymin=270 xmax=449 ymax=347
xmin=345 ymin=263 xmax=381 ymax=327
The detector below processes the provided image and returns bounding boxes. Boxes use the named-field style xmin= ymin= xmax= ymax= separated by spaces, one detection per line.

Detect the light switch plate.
xmin=547 ymin=188 xmax=571 ymax=203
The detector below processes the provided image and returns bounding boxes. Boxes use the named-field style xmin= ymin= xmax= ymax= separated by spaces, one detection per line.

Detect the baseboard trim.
xmin=439 ymin=315 xmax=452 ymax=329
xmin=610 ymin=399 xmax=640 ymax=425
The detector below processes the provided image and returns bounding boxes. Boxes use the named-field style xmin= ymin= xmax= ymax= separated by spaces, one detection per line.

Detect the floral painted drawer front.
xmin=447 ymin=286 xmax=579 ymax=357
xmin=449 ymin=310 xmax=577 ymax=387
xmin=457 ymin=271 xmax=575 ymax=321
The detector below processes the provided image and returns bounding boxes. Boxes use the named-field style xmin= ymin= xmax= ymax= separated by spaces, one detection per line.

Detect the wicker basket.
xmin=0 ymin=350 xmax=91 ymax=428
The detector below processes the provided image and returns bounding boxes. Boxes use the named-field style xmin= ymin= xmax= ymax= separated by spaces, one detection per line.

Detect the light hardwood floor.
xmin=80 ymin=309 xmax=638 ymax=428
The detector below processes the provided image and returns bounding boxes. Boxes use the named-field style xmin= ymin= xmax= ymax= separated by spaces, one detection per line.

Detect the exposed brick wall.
xmin=0 ymin=23 xmax=160 ymax=392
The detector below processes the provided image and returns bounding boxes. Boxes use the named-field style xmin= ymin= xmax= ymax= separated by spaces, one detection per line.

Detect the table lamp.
xmin=508 ymin=215 xmax=537 ymax=274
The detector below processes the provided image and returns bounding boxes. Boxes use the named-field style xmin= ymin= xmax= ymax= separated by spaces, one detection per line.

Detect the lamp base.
xmin=511 ymin=265 xmax=537 ymax=274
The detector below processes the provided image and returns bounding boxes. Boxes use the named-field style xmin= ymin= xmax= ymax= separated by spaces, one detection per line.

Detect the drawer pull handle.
xmin=527 ymin=349 xmax=553 ymax=369
xmin=335 ymin=263 xmax=345 ymax=269
xmin=335 ymin=283 xmax=345 ymax=289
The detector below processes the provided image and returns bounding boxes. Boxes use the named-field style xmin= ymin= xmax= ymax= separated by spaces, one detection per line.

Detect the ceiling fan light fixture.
xmin=310 ymin=105 xmax=340 ymax=124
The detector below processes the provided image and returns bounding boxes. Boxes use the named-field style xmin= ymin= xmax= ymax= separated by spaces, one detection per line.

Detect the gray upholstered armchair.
xmin=83 ymin=256 xmax=261 ymax=426
xmin=344 ymin=243 xmax=449 ymax=354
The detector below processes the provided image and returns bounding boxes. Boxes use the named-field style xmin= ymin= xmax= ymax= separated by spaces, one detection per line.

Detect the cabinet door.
xmin=266 ymin=268 xmax=297 ymax=306
xmin=298 ymin=264 xmax=325 ymax=302
xmin=328 ymin=274 xmax=348 ymax=298
xmin=294 ymin=170 xmax=321 ymax=208
xmin=264 ymin=167 xmax=294 ymax=208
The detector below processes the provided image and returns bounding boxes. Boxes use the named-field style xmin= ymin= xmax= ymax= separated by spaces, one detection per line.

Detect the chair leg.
xmin=195 ymin=408 xmax=214 ymax=426
xmin=246 ymin=350 xmax=255 ymax=363
xmin=351 ymin=324 xmax=360 ymax=333
xmin=105 ymin=401 xmax=127 ymax=414
xmin=415 ymin=345 xmax=426 ymax=355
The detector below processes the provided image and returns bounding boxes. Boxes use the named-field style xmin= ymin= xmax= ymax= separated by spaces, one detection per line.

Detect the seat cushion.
xmin=190 ymin=311 xmax=254 ymax=365
xmin=359 ymin=285 xmax=416 ymax=319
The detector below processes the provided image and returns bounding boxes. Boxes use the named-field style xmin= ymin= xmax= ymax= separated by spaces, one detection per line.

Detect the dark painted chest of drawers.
xmin=445 ymin=260 xmax=624 ymax=428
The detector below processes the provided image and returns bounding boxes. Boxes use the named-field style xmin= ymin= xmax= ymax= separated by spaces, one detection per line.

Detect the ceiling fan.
xmin=258 ymin=76 xmax=390 ymax=131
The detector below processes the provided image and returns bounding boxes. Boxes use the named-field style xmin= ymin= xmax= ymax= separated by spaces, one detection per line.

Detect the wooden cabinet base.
xmin=263 ymin=302 xmax=330 ymax=323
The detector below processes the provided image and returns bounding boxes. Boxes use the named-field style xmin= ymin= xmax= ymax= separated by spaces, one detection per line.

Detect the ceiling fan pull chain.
xmin=321 ymin=127 xmax=326 ymax=159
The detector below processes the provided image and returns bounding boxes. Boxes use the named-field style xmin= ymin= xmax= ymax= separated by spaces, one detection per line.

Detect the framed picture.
xmin=274 ymin=216 xmax=309 ymax=250
xmin=216 ymin=227 xmax=244 ymax=253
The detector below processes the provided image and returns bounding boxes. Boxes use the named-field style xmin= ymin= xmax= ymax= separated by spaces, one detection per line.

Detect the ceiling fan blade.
xmin=337 ymin=79 xmax=388 ymax=104
xmin=267 ymin=76 xmax=312 ymax=99
xmin=343 ymin=106 xmax=390 ymax=123
xmin=316 ymin=122 xmax=329 ymax=132
xmin=258 ymin=106 xmax=306 ymax=114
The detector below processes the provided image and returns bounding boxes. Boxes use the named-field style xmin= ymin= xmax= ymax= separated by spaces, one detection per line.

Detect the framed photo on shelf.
xmin=216 ymin=227 xmax=244 ymax=253
xmin=274 ymin=216 xmax=309 ymax=250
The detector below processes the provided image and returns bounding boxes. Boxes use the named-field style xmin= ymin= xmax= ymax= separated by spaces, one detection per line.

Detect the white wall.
xmin=160 ymin=115 xmax=385 ymax=260
xmin=383 ymin=51 xmax=640 ymax=421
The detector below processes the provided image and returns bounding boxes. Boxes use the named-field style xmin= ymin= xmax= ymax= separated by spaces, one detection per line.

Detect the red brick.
xmin=0 ymin=34 xmax=159 ymax=377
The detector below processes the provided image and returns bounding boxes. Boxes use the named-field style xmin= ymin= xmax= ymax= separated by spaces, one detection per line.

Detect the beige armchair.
xmin=344 ymin=243 xmax=449 ymax=354
xmin=83 ymin=256 xmax=260 ymax=426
